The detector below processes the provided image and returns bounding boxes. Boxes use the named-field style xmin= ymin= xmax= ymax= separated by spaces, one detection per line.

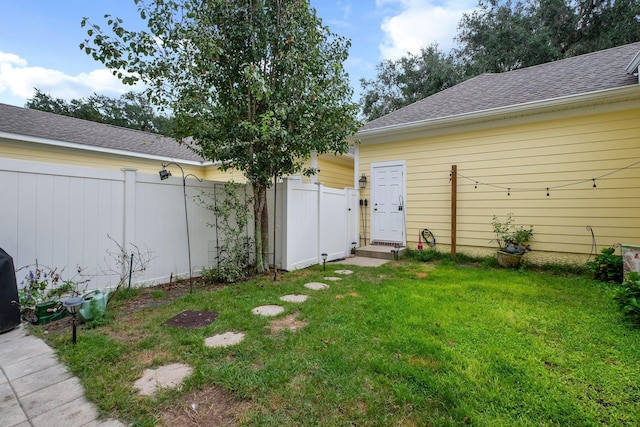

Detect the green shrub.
xmin=613 ymin=272 xmax=640 ymax=326
xmin=586 ymin=247 xmax=623 ymax=283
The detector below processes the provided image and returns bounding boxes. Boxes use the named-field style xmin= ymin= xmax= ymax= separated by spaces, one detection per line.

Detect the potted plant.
xmin=491 ymin=213 xmax=534 ymax=268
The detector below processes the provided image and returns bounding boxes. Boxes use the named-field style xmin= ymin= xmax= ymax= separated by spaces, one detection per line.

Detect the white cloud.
xmin=0 ymin=51 xmax=139 ymax=106
xmin=377 ymin=0 xmax=477 ymax=60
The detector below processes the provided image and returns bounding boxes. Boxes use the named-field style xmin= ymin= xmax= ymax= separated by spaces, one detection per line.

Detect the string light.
xmin=452 ymin=159 xmax=640 ymax=197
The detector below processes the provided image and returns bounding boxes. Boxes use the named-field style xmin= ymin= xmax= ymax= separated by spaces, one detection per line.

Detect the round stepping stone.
xmin=304 ymin=282 xmax=329 ymax=290
xmin=280 ymin=294 xmax=308 ymax=303
xmin=252 ymin=305 xmax=285 ymax=316
xmin=335 ymin=269 xmax=353 ymax=275
xmin=133 ymin=363 xmax=192 ymax=396
xmin=205 ymin=331 xmax=245 ymax=348
xmin=323 ymin=276 xmax=342 ymax=281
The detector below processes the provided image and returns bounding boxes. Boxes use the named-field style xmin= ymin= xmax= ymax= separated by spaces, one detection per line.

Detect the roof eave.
xmin=356 ymin=85 xmax=640 ymax=143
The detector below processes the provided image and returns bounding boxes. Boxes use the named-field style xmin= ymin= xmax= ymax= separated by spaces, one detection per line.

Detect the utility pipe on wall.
xmin=451 ymin=164 xmax=457 ymax=259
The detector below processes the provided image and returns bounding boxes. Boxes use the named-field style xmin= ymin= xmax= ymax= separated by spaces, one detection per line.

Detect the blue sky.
xmin=0 ymin=0 xmax=476 ymax=107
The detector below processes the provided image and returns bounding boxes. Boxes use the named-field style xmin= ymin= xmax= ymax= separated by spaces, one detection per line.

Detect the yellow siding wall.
xmin=1 ymin=138 xmax=353 ymax=190
xmin=202 ymin=155 xmax=353 ymax=189
xmin=202 ymin=166 xmax=247 ymax=183
xmin=0 ymin=138 xmax=205 ymax=177
xmin=359 ymin=108 xmax=640 ymax=264
xmin=317 ymin=156 xmax=354 ymax=189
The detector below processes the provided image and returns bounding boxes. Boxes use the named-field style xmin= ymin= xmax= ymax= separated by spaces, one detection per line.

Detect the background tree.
xmin=456 ymin=0 xmax=640 ymax=74
xmin=26 ymin=89 xmax=172 ymax=134
xmin=360 ymin=0 xmax=640 ymax=121
xmin=360 ymin=44 xmax=464 ymax=121
xmin=80 ymin=0 xmax=360 ymax=272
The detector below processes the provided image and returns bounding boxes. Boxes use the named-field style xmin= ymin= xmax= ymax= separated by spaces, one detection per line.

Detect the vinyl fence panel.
xmin=0 ymin=158 xmax=248 ymax=292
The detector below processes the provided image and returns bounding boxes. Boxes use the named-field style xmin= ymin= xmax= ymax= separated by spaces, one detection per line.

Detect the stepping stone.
xmin=204 ymin=332 xmax=245 ymax=348
xmin=133 ymin=363 xmax=192 ymax=396
xmin=323 ymin=276 xmax=342 ymax=281
xmin=280 ymin=294 xmax=308 ymax=303
xmin=252 ymin=305 xmax=285 ymax=316
xmin=335 ymin=269 xmax=353 ymax=275
xmin=304 ymin=282 xmax=329 ymax=290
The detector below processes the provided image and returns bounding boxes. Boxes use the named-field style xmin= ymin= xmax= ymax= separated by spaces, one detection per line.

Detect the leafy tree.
xmin=360 ymin=0 xmax=639 ymax=121
xmin=360 ymin=44 xmax=464 ymax=121
xmin=80 ymin=0 xmax=360 ymax=272
xmin=456 ymin=0 xmax=640 ymax=75
xmin=26 ymin=89 xmax=172 ymax=134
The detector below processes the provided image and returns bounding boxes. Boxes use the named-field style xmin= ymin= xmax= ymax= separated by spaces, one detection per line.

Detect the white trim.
xmin=0 ymin=130 xmax=215 ymax=166
xmin=625 ymin=50 xmax=640 ymax=75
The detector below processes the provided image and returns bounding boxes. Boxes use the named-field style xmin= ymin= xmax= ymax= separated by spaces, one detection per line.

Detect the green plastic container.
xmin=34 ymin=301 xmax=69 ymax=325
xmin=78 ymin=289 xmax=110 ymax=322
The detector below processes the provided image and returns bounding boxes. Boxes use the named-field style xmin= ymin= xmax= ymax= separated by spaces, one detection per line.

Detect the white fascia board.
xmin=0 ymin=130 xmax=216 ymax=166
xmin=356 ymin=85 xmax=640 ymax=143
xmin=625 ymin=50 xmax=640 ymax=75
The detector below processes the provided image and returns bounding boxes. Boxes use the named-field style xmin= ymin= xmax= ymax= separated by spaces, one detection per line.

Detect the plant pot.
xmin=497 ymin=251 xmax=523 ymax=268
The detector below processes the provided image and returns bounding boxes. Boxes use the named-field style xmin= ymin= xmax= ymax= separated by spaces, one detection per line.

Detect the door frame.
xmin=370 ymin=160 xmax=407 ymax=246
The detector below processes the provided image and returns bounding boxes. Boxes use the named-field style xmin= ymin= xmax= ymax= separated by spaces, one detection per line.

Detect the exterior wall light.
xmin=359 ymin=174 xmax=367 ymax=189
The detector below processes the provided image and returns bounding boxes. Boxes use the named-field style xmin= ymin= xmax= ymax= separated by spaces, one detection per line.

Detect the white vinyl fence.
xmin=0 ymin=157 xmax=250 ymax=291
xmin=268 ymin=178 xmax=359 ymax=271
xmin=1 ymin=158 xmax=357 ymax=293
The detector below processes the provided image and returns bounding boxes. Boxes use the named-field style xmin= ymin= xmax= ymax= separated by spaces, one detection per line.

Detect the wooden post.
xmin=451 ymin=165 xmax=457 ymax=259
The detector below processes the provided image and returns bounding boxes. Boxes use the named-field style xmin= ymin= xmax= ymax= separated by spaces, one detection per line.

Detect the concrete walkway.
xmin=0 ymin=324 xmax=124 ymax=427
xmin=330 ymin=255 xmax=390 ymax=267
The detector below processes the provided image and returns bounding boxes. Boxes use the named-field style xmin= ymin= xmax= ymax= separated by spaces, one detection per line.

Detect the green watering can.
xmin=78 ymin=289 xmax=111 ymax=322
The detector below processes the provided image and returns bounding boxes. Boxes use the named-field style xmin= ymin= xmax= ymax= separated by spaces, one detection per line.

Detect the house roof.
xmin=360 ymin=42 xmax=640 ymax=134
xmin=0 ymin=103 xmax=204 ymax=163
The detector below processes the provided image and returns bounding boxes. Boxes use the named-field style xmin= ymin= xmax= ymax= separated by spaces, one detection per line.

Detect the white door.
xmin=371 ymin=162 xmax=405 ymax=244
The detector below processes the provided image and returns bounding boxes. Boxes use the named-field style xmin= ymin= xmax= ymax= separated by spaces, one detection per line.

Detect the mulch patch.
xmin=163 ymin=310 xmax=219 ymax=329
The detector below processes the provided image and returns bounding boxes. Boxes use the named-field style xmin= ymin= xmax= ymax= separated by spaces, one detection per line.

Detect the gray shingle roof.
xmin=0 ymin=103 xmax=204 ymax=162
xmin=361 ymin=42 xmax=640 ymax=132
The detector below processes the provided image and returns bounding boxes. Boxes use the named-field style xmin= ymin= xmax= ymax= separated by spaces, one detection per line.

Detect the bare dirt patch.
xmin=163 ymin=310 xmax=218 ymax=329
xmin=269 ymin=312 xmax=308 ymax=333
xmin=160 ymin=386 xmax=251 ymax=427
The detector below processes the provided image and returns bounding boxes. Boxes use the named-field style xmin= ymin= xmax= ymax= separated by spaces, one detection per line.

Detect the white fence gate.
xmin=268 ymin=178 xmax=359 ymax=271
xmin=0 ymin=157 xmax=250 ymax=291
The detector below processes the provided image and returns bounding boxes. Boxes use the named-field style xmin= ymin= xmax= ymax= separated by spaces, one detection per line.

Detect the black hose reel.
xmin=421 ymin=229 xmax=436 ymax=247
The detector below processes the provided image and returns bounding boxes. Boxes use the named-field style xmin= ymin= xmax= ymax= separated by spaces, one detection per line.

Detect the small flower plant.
xmin=491 ymin=213 xmax=534 ymax=255
xmin=15 ymin=261 xmax=89 ymax=321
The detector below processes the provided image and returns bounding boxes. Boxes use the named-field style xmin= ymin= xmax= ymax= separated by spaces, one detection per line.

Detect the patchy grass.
xmin=40 ymin=260 xmax=640 ymax=426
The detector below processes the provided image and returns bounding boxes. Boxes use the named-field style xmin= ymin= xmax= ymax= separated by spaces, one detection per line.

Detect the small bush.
xmin=408 ymin=249 xmax=444 ymax=262
xmin=586 ymin=247 xmax=623 ymax=283
xmin=614 ymin=272 xmax=640 ymax=326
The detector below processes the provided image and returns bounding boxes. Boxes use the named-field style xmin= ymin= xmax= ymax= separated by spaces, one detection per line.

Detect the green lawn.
xmin=42 ymin=259 xmax=640 ymax=426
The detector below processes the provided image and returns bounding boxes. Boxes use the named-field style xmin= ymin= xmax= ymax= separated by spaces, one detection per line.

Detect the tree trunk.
xmin=252 ymin=184 xmax=269 ymax=273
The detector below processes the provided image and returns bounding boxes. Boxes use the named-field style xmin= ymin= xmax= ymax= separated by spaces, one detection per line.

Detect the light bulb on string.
xmin=507 ymin=188 xmax=510 ymax=196
xmin=474 ymin=181 xmax=478 ymax=189
xmin=592 ymin=179 xmax=597 ymax=189
xmin=546 ymin=188 xmax=550 ymax=198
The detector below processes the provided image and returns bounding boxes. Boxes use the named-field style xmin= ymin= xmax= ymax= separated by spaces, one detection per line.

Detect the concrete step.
xmin=356 ymin=245 xmax=406 ymax=260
